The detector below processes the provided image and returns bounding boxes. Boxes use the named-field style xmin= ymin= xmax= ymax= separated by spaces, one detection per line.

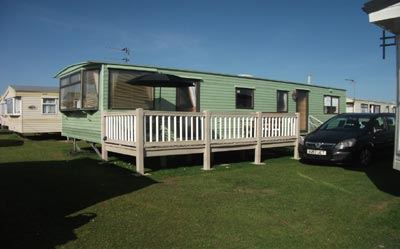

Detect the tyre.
xmin=359 ymin=147 xmax=372 ymax=167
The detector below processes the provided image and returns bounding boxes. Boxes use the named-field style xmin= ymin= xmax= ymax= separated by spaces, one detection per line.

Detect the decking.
xmin=101 ymin=109 xmax=300 ymax=174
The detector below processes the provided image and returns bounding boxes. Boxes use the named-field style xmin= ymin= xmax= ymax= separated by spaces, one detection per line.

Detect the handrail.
xmin=308 ymin=115 xmax=323 ymax=133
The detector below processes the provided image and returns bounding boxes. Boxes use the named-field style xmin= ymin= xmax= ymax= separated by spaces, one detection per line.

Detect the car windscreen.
xmin=319 ymin=116 xmax=371 ymax=131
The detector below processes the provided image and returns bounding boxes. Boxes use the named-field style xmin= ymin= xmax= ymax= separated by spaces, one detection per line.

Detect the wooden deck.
xmin=101 ymin=109 xmax=300 ymax=174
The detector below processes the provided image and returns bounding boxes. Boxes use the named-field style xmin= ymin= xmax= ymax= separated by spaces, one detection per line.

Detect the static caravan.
xmin=363 ymin=0 xmax=400 ymax=170
xmin=55 ymin=61 xmax=346 ymax=173
xmin=346 ymin=98 xmax=396 ymax=113
xmin=0 ymin=85 xmax=61 ymax=134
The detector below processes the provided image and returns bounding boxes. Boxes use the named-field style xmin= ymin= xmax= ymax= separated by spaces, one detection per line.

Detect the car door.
xmin=384 ymin=115 xmax=396 ymax=148
xmin=371 ymin=116 xmax=389 ymax=152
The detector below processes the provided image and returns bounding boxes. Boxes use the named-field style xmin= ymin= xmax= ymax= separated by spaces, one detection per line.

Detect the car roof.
xmin=337 ymin=113 xmax=395 ymax=118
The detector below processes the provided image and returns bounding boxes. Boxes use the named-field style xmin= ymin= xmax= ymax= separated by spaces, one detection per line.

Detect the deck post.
xmin=293 ymin=112 xmax=300 ymax=160
xmin=254 ymin=112 xmax=264 ymax=165
xmin=203 ymin=110 xmax=211 ymax=170
xmin=101 ymin=113 xmax=108 ymax=161
xmin=135 ymin=108 xmax=145 ymax=174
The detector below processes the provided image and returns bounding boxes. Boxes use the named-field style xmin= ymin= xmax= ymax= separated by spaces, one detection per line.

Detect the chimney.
xmin=307 ymin=74 xmax=312 ymax=84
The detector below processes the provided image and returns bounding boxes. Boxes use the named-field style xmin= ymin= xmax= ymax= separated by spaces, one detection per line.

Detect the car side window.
xmin=385 ymin=116 xmax=395 ymax=133
xmin=372 ymin=117 xmax=386 ymax=132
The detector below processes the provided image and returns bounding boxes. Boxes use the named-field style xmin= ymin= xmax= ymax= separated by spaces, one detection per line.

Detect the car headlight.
xmin=299 ymin=136 xmax=305 ymax=145
xmin=335 ymin=138 xmax=356 ymax=150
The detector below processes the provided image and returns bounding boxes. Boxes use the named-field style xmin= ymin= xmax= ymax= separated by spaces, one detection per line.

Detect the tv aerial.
xmin=380 ymin=30 xmax=396 ymax=60
xmin=107 ymin=46 xmax=131 ymax=63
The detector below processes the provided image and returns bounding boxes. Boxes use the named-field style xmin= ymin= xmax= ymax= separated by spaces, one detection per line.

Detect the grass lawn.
xmin=0 ymin=132 xmax=399 ymax=249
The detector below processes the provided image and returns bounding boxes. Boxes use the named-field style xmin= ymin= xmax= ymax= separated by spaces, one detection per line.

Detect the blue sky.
xmin=0 ymin=0 xmax=397 ymax=102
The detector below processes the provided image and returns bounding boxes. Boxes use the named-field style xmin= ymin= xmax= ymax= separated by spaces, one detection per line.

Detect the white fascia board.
xmin=177 ymin=75 xmax=203 ymax=80
xmin=369 ymin=3 xmax=400 ymax=23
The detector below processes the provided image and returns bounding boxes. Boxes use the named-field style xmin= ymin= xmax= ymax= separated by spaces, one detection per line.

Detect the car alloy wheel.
xmin=359 ymin=147 xmax=372 ymax=167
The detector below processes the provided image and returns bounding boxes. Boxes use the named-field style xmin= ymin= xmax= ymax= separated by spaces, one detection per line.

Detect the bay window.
xmin=60 ymin=69 xmax=99 ymax=111
xmin=6 ymin=97 xmax=21 ymax=115
xmin=0 ymin=102 xmax=6 ymax=115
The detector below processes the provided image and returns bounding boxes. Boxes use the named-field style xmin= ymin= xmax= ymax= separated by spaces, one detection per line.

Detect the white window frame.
xmin=6 ymin=97 xmax=22 ymax=116
xmin=41 ymin=98 xmax=58 ymax=115
xmin=0 ymin=102 xmax=6 ymax=115
xmin=323 ymin=95 xmax=339 ymax=114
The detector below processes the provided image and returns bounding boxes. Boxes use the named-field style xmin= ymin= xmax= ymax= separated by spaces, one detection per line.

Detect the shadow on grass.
xmin=21 ymin=133 xmax=64 ymax=141
xmin=364 ymin=158 xmax=400 ymax=197
xmin=300 ymin=154 xmax=400 ymax=197
xmin=0 ymin=139 xmax=24 ymax=147
xmin=0 ymin=158 xmax=157 ymax=249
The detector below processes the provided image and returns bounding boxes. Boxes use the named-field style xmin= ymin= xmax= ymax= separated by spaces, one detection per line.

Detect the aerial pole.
xmin=106 ymin=46 xmax=132 ymax=63
xmin=345 ymin=78 xmax=356 ymax=100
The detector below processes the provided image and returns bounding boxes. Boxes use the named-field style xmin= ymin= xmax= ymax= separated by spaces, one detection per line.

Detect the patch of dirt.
xmin=370 ymin=200 xmax=392 ymax=212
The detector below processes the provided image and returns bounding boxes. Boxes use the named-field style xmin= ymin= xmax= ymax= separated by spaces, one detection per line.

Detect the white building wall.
xmin=346 ymin=98 xmax=395 ymax=113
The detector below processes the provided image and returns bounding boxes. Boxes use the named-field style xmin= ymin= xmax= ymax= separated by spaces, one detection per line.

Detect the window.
xmin=372 ymin=116 xmax=385 ymax=131
xmin=346 ymin=103 xmax=354 ymax=113
xmin=385 ymin=106 xmax=390 ymax=113
xmin=0 ymin=102 xmax=6 ymax=115
xmin=5 ymin=97 xmax=21 ymax=115
xmin=42 ymin=98 xmax=57 ymax=114
xmin=277 ymin=91 xmax=288 ymax=112
xmin=109 ymin=69 xmax=154 ymax=109
xmin=236 ymin=87 xmax=254 ymax=109
xmin=176 ymin=86 xmax=197 ymax=112
xmin=60 ymin=69 xmax=99 ymax=111
xmin=82 ymin=70 xmax=99 ymax=109
xmin=6 ymin=98 xmax=13 ymax=114
xmin=323 ymin=95 xmax=339 ymax=114
xmin=361 ymin=103 xmax=369 ymax=113
xmin=370 ymin=104 xmax=380 ymax=113
xmin=320 ymin=115 xmax=371 ymax=130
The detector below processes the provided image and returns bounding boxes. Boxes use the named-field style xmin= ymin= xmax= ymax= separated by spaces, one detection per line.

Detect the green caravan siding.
xmin=157 ymin=68 xmax=346 ymax=122
xmin=62 ymin=111 xmax=102 ymax=143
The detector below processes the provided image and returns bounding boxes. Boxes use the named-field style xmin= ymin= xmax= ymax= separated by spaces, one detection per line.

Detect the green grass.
xmin=0 ymin=132 xmax=399 ymax=249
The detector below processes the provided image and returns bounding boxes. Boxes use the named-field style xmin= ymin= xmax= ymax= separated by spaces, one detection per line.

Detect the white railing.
xmin=103 ymin=110 xmax=299 ymax=147
xmin=211 ymin=113 xmax=256 ymax=141
xmin=261 ymin=114 xmax=297 ymax=139
xmin=144 ymin=111 xmax=204 ymax=144
xmin=308 ymin=115 xmax=324 ymax=133
xmin=104 ymin=112 xmax=137 ymax=146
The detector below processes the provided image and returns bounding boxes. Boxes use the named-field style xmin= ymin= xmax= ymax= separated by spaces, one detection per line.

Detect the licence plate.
xmin=307 ymin=149 xmax=327 ymax=156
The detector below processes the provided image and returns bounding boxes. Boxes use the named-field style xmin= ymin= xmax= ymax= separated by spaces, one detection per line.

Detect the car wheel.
xmin=359 ymin=147 xmax=372 ymax=167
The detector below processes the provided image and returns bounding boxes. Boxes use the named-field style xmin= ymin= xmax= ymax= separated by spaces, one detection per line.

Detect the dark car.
xmin=299 ymin=113 xmax=395 ymax=166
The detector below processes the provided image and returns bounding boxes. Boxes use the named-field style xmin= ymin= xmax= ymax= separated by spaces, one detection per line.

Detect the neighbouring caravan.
xmin=0 ymin=85 xmax=61 ymax=134
xmin=363 ymin=0 xmax=400 ymax=171
xmin=346 ymin=98 xmax=396 ymax=113
xmin=55 ymin=61 xmax=346 ymax=173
